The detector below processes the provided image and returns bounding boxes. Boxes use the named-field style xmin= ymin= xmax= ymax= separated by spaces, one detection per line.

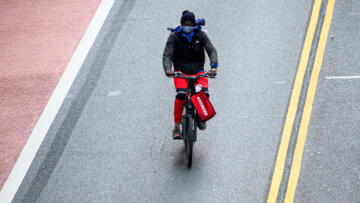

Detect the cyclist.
xmin=163 ymin=10 xmax=218 ymax=139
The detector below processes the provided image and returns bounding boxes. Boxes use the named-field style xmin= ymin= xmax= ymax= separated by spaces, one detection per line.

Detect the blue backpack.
xmin=167 ymin=18 xmax=206 ymax=32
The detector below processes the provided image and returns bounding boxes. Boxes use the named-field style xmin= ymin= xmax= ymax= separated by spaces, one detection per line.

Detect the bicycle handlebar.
xmin=172 ymin=71 xmax=215 ymax=79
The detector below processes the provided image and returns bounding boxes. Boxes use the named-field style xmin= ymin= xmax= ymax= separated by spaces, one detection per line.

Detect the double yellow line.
xmin=267 ymin=0 xmax=336 ymax=202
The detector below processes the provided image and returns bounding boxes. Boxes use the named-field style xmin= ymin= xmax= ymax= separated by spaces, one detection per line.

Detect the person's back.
xmin=162 ymin=10 xmax=218 ymax=139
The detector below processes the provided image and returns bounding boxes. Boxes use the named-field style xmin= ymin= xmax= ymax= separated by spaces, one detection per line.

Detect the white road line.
xmin=325 ymin=75 xmax=360 ymax=80
xmin=275 ymin=80 xmax=287 ymax=84
xmin=108 ymin=90 xmax=121 ymax=97
xmin=0 ymin=0 xmax=115 ymax=202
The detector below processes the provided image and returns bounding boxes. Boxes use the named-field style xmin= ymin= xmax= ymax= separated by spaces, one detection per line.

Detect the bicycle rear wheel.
xmin=186 ymin=116 xmax=194 ymax=168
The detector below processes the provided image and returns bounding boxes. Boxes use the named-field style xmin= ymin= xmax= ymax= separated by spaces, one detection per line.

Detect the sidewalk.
xmin=0 ymin=0 xmax=101 ymax=190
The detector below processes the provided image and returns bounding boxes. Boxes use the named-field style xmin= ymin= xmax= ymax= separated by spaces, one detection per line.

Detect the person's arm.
xmin=163 ymin=33 xmax=176 ymax=76
xmin=202 ymin=31 xmax=218 ymax=69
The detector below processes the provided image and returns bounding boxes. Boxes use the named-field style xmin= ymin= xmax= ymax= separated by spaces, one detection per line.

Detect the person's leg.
xmin=197 ymin=76 xmax=208 ymax=130
xmin=197 ymin=76 xmax=209 ymax=97
xmin=172 ymin=77 xmax=187 ymax=139
xmin=174 ymin=96 xmax=185 ymax=124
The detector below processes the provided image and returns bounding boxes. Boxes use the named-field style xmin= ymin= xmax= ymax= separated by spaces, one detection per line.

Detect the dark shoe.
xmin=172 ymin=127 xmax=181 ymax=140
xmin=198 ymin=121 xmax=206 ymax=130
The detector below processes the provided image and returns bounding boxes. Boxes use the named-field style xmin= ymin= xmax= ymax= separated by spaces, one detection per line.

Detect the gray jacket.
xmin=163 ymin=30 xmax=218 ymax=74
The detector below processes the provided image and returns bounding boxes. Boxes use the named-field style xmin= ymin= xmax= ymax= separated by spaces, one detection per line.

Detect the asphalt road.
xmin=295 ymin=1 xmax=360 ymax=202
xmin=12 ymin=0 xmax=359 ymax=202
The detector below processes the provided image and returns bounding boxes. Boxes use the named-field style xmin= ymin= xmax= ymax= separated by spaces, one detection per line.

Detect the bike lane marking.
xmin=0 ymin=0 xmax=115 ymax=202
xmin=267 ymin=0 xmax=323 ymax=202
xmin=284 ymin=0 xmax=336 ymax=202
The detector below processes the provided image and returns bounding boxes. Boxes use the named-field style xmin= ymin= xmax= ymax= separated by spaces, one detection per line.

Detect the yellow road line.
xmin=284 ymin=0 xmax=336 ymax=202
xmin=266 ymin=0 xmax=322 ymax=202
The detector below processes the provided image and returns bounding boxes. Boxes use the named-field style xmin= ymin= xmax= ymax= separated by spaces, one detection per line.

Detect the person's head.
xmin=182 ymin=20 xmax=195 ymax=27
xmin=180 ymin=10 xmax=195 ymax=26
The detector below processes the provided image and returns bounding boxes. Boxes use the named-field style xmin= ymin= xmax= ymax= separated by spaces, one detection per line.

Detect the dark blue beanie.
xmin=180 ymin=10 xmax=195 ymax=24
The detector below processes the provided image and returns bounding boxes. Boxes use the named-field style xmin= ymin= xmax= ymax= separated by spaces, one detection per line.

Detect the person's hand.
xmin=209 ymin=68 xmax=217 ymax=77
xmin=165 ymin=70 xmax=174 ymax=77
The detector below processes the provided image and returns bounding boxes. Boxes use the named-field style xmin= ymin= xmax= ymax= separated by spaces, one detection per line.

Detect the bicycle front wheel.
xmin=182 ymin=115 xmax=187 ymax=146
xmin=186 ymin=116 xmax=194 ymax=168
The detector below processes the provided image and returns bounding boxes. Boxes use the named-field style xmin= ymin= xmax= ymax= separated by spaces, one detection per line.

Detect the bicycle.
xmin=173 ymin=71 xmax=214 ymax=168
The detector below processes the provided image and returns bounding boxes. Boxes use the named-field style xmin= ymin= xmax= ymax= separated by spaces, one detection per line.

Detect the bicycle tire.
xmin=193 ymin=114 xmax=198 ymax=142
xmin=182 ymin=115 xmax=187 ymax=146
xmin=187 ymin=116 xmax=193 ymax=168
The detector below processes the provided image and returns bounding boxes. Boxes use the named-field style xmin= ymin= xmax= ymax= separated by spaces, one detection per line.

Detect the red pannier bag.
xmin=191 ymin=91 xmax=216 ymax=121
